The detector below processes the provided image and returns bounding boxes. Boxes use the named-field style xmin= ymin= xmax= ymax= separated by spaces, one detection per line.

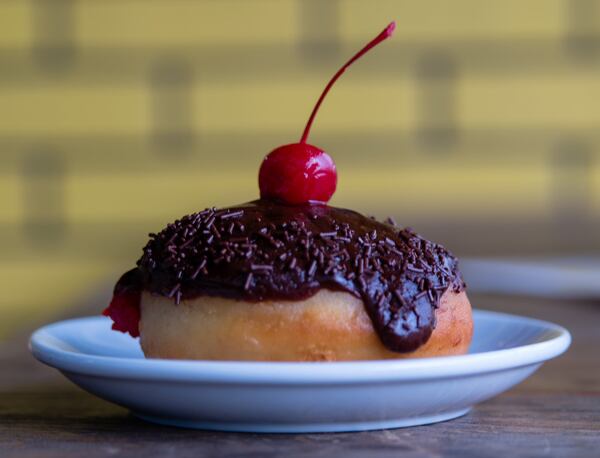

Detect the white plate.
xmin=462 ymin=257 xmax=600 ymax=298
xmin=30 ymin=310 xmax=570 ymax=433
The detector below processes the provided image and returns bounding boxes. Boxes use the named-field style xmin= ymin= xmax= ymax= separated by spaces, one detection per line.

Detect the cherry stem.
xmin=299 ymin=21 xmax=396 ymax=144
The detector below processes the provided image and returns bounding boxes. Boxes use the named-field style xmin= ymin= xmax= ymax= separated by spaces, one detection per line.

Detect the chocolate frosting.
xmin=117 ymin=199 xmax=465 ymax=352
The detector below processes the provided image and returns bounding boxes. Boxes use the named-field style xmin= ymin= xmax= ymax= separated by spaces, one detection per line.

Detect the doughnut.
xmin=102 ymin=23 xmax=473 ymax=361
xmin=103 ymin=200 xmax=472 ymax=361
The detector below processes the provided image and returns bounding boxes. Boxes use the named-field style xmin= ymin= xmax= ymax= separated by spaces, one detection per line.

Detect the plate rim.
xmin=30 ymin=309 xmax=571 ymax=384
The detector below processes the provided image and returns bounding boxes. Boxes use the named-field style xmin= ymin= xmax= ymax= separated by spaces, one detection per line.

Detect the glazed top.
xmin=115 ymin=199 xmax=465 ymax=352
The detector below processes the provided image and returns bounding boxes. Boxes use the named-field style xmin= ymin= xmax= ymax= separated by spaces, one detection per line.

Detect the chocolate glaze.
xmin=116 ymin=199 xmax=465 ymax=352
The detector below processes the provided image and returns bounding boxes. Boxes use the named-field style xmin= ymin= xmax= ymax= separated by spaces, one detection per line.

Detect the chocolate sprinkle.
xmin=117 ymin=199 xmax=465 ymax=353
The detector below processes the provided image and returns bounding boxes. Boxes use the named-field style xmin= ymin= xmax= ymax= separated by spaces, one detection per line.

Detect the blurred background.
xmin=1 ymin=0 xmax=599 ymax=339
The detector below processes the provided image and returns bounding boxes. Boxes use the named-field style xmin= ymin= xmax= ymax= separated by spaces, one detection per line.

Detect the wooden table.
xmin=1 ymin=293 xmax=599 ymax=457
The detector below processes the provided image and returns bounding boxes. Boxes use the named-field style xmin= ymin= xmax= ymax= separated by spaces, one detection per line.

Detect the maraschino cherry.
xmin=259 ymin=21 xmax=396 ymax=205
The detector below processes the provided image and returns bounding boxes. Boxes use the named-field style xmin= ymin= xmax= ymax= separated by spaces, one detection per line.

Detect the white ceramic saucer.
xmin=30 ymin=309 xmax=570 ymax=433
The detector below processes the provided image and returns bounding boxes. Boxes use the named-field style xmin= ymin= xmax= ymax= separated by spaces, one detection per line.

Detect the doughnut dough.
xmin=139 ymin=288 xmax=473 ymax=361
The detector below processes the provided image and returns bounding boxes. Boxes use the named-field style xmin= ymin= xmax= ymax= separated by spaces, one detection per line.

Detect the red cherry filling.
xmin=259 ymin=21 xmax=395 ymax=204
xmin=102 ymin=290 xmax=141 ymax=338
xmin=259 ymin=143 xmax=337 ymax=204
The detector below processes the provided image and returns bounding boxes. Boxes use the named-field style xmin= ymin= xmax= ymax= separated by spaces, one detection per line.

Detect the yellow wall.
xmin=1 ymin=0 xmax=599 ymax=336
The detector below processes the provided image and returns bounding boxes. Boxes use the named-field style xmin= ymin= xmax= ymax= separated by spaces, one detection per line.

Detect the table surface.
xmin=1 ymin=293 xmax=599 ymax=458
